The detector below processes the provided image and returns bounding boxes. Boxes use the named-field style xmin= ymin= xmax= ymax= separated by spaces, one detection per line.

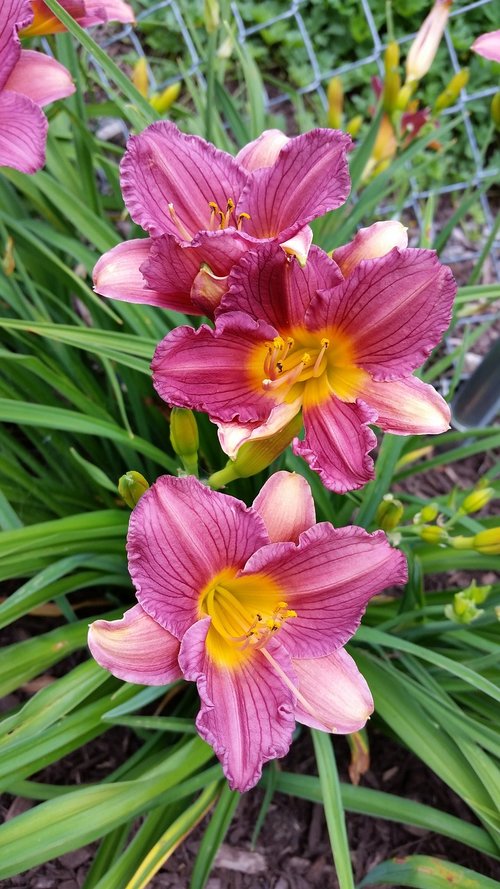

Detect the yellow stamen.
xmin=237 ymin=212 xmax=251 ymax=230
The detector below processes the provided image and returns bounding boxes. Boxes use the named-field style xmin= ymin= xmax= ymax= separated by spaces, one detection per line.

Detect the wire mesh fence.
xmin=92 ymin=0 xmax=499 ymax=273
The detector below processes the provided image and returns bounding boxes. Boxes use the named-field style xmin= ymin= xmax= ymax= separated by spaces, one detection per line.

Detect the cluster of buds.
xmin=413 ymin=482 xmax=499 ymax=554
xmin=444 ymin=580 xmax=491 ymax=624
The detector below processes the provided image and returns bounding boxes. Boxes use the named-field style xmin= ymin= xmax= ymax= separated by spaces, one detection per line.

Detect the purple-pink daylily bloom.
xmin=0 ymin=0 xmax=74 ymax=173
xmin=93 ymin=123 xmax=352 ymax=317
xmin=151 ymin=239 xmax=456 ymax=493
xmin=88 ymin=472 xmax=407 ymax=791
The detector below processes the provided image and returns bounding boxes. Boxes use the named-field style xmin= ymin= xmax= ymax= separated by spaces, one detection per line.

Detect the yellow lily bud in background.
xmin=346 ymin=115 xmax=363 ymax=137
xmin=405 ymin=0 xmax=452 ymax=84
xmin=375 ymin=494 xmax=404 ymax=531
xmin=327 ymin=77 xmax=343 ymax=129
xmin=473 ymin=528 xmax=500 ymax=555
xmin=396 ymin=83 xmax=414 ymax=111
xmin=491 ymin=92 xmax=500 ymax=131
xmin=434 ymin=68 xmax=469 ymax=112
xmin=132 ymin=57 xmax=149 ymax=98
xmin=170 ymin=408 xmax=199 ymax=476
xmin=208 ymin=413 xmax=303 ymax=488
xmin=150 ymin=82 xmax=181 ymax=113
xmin=383 ymin=42 xmax=401 ymax=113
xmin=419 ymin=525 xmax=448 ymax=544
xmin=459 ymin=485 xmax=494 ymax=515
xmin=118 ymin=471 xmax=149 ymax=508
xmin=420 ymin=503 xmax=440 ymax=523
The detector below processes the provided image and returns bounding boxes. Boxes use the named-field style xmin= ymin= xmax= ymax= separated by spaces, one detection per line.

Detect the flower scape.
xmin=88 ymin=124 xmax=456 ymax=790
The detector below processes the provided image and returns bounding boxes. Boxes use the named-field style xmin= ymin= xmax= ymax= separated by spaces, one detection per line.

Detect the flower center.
xmin=208 ymin=198 xmax=250 ymax=231
xmin=261 ymin=335 xmax=330 ymax=400
xmin=199 ymin=572 xmax=296 ymax=666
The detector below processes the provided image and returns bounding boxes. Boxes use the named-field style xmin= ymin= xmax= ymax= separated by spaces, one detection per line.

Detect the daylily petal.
xmin=179 ymin=618 xmax=296 ymax=792
xmin=235 ymin=129 xmax=290 ymax=171
xmin=4 ymin=49 xmax=74 ymax=105
xmin=20 ymin=0 xmax=85 ymax=37
xmin=77 ymin=0 xmax=135 ymax=26
xmin=295 ymin=390 xmax=378 ymax=493
xmin=217 ymin=398 xmax=302 ymax=459
xmin=332 ymin=221 xmax=408 ymax=278
xmin=220 ymin=242 xmax=342 ymax=330
xmin=152 ymin=312 xmax=278 ymax=424
xmin=280 ymin=225 xmax=314 ymax=265
xmin=139 ymin=235 xmax=207 ymax=315
xmin=0 ymin=0 xmax=31 ymax=90
xmin=240 ymin=523 xmax=407 ymax=659
xmin=237 ymin=129 xmax=351 ymax=242
xmin=253 ymin=471 xmax=316 ymax=543
xmin=471 ymin=30 xmax=500 ymax=62
xmin=121 ymin=121 xmax=248 ymax=238
xmin=92 ymin=238 xmax=187 ymax=309
xmin=0 ymin=91 xmax=47 ymax=173
xmin=359 ymin=375 xmax=450 ymax=434
xmin=127 ymin=475 xmax=270 ymax=638
xmin=87 ymin=604 xmax=182 ymax=685
xmin=314 ymin=248 xmax=456 ymax=379
xmin=293 ymin=648 xmax=373 ymax=733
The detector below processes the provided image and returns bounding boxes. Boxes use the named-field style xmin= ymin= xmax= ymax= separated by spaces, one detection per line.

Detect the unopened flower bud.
xmin=383 ymin=42 xmax=401 ymax=113
xmin=150 ymin=82 xmax=181 ymax=114
xmin=434 ymin=68 xmax=469 ymax=112
xmin=208 ymin=412 xmax=303 ymax=488
xmin=473 ymin=528 xmax=500 ymax=555
xmin=170 ymin=408 xmax=199 ymax=475
xmin=118 ymin=471 xmax=149 ymax=508
xmin=459 ymin=486 xmax=494 ymax=515
xmin=406 ymin=0 xmax=452 ymax=84
xmin=376 ymin=494 xmax=404 ymax=531
xmin=204 ymin=0 xmax=220 ymax=33
xmin=132 ymin=57 xmax=149 ymax=98
xmin=419 ymin=525 xmax=448 ymax=544
xmin=396 ymin=83 xmax=414 ymax=111
xmin=327 ymin=77 xmax=343 ymax=129
xmin=444 ymin=580 xmax=491 ymax=624
xmin=491 ymin=92 xmax=500 ymax=131
xmin=346 ymin=115 xmax=363 ymax=137
xmin=420 ymin=503 xmax=440 ymax=523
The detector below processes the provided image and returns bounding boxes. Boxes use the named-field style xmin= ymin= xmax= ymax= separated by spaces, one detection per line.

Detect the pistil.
xmin=168 ymin=203 xmax=193 ymax=241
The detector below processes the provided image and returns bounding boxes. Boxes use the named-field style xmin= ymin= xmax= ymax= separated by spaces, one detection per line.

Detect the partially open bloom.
xmin=88 ymin=472 xmax=407 ymax=791
xmin=405 ymin=0 xmax=452 ymax=84
xmin=471 ymin=30 xmax=500 ymax=63
xmin=152 ymin=242 xmax=455 ymax=493
xmin=93 ymin=122 xmax=351 ymax=317
xmin=0 ymin=0 xmax=75 ymax=173
xmin=21 ymin=0 xmax=134 ymax=37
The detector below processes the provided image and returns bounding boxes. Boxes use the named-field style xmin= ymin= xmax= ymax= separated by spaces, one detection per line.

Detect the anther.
xmin=237 ymin=212 xmax=251 ymax=230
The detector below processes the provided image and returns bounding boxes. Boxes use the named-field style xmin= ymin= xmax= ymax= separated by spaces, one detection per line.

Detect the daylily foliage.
xmin=88 ymin=473 xmax=407 ymax=791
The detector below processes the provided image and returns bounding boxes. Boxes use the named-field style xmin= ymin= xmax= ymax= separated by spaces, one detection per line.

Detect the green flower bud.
xmin=118 ymin=471 xmax=149 ymax=508
xmin=375 ymin=494 xmax=404 ymax=531
xmin=383 ymin=42 xmax=401 ymax=113
xmin=434 ymin=68 xmax=469 ymax=112
xmin=327 ymin=77 xmax=343 ymax=129
xmin=459 ymin=486 xmax=494 ymax=515
xmin=473 ymin=528 xmax=500 ymax=555
xmin=204 ymin=0 xmax=220 ymax=33
xmin=419 ymin=525 xmax=448 ymax=544
xmin=208 ymin=412 xmax=303 ymax=488
xmin=170 ymin=408 xmax=199 ymax=476
xmin=491 ymin=92 xmax=500 ymax=131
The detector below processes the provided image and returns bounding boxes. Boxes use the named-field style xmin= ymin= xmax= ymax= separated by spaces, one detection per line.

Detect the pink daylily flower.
xmin=152 ymin=242 xmax=456 ymax=493
xmin=88 ymin=472 xmax=407 ymax=791
xmin=0 ymin=0 xmax=74 ymax=173
xmin=21 ymin=0 xmax=135 ymax=37
xmin=471 ymin=30 xmax=500 ymax=63
xmin=93 ymin=123 xmax=352 ymax=317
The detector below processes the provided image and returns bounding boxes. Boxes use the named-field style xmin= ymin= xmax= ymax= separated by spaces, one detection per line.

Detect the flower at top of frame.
xmin=0 ymin=0 xmax=75 ymax=174
xmin=405 ymin=0 xmax=453 ymax=85
xmin=151 ymin=235 xmax=456 ymax=494
xmin=88 ymin=471 xmax=407 ymax=791
xmin=92 ymin=122 xmax=352 ymax=318
xmin=471 ymin=30 xmax=500 ymax=64
xmin=20 ymin=0 xmax=134 ymax=37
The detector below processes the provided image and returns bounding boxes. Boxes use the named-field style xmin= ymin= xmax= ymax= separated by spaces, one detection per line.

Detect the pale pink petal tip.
xmin=471 ymin=30 xmax=500 ymax=63
xmin=87 ymin=604 xmax=182 ymax=685
xmin=253 ymin=471 xmax=316 ymax=543
xmin=332 ymin=220 xmax=408 ymax=277
xmin=92 ymin=239 xmax=166 ymax=306
xmin=235 ymin=129 xmax=290 ymax=171
xmin=293 ymin=649 xmax=373 ymax=734
xmin=4 ymin=51 xmax=74 ymax=106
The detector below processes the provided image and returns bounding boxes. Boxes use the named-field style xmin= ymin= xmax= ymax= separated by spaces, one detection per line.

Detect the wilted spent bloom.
xmin=375 ymin=494 xmax=404 ymax=532
xmin=88 ymin=472 xmax=407 ymax=791
xmin=459 ymin=485 xmax=494 ymax=515
xmin=405 ymin=0 xmax=452 ymax=84
xmin=434 ymin=69 xmax=469 ymax=113
xmin=118 ymin=471 xmax=149 ymax=508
